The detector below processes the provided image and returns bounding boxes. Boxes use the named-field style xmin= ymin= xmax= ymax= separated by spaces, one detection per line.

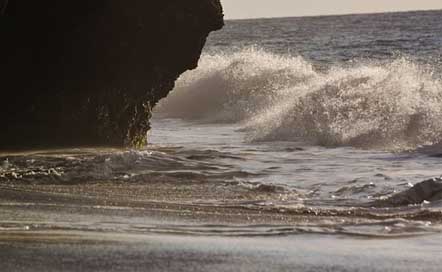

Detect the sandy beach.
xmin=1 ymin=181 xmax=442 ymax=271
xmin=2 ymin=231 xmax=442 ymax=272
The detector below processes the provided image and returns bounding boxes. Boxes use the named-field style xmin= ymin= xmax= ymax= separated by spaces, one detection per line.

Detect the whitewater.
xmin=156 ymin=47 xmax=442 ymax=151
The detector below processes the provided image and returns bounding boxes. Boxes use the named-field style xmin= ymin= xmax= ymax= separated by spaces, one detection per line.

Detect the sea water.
xmin=153 ymin=10 xmax=442 ymax=207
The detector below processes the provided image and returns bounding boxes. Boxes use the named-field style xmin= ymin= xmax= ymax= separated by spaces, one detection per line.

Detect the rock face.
xmin=374 ymin=178 xmax=442 ymax=207
xmin=0 ymin=0 xmax=223 ymax=148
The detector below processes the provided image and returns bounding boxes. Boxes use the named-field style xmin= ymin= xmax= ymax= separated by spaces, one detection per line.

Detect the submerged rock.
xmin=374 ymin=178 xmax=442 ymax=207
xmin=0 ymin=0 xmax=223 ymax=148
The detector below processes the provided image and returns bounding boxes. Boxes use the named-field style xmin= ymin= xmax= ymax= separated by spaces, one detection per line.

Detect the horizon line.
xmin=224 ymin=8 xmax=442 ymax=21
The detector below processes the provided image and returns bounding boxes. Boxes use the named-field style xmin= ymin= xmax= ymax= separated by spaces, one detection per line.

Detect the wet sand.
xmin=2 ymin=182 xmax=441 ymax=228
xmin=2 ymin=231 xmax=442 ymax=272
xmin=1 ymin=182 xmax=442 ymax=271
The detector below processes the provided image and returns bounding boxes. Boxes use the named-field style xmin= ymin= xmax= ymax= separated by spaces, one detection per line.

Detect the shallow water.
xmin=1 ymin=119 xmax=442 ymax=237
xmin=151 ymin=119 xmax=442 ymax=205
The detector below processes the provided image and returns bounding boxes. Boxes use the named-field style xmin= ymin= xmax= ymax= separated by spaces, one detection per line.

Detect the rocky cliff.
xmin=0 ymin=0 xmax=224 ymax=148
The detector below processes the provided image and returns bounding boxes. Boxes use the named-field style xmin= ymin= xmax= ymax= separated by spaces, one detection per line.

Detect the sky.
xmin=222 ymin=0 xmax=442 ymax=19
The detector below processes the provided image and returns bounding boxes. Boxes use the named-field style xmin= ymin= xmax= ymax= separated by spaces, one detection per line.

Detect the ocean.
xmin=153 ymin=9 xmax=442 ymax=220
xmin=2 ymin=10 xmax=442 ymax=271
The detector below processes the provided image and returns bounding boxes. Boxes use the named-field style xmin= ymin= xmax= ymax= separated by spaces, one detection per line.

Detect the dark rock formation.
xmin=373 ymin=178 xmax=442 ymax=207
xmin=0 ymin=0 xmax=223 ymax=149
xmin=0 ymin=1 xmax=7 ymax=15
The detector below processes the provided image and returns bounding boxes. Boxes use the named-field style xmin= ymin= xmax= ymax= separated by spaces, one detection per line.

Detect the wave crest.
xmin=155 ymin=48 xmax=442 ymax=151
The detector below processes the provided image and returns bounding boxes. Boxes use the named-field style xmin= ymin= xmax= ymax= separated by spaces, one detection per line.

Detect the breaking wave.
xmin=155 ymin=47 xmax=442 ymax=151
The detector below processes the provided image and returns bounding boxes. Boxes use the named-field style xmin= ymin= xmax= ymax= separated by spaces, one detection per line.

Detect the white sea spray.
xmin=156 ymin=47 xmax=442 ymax=151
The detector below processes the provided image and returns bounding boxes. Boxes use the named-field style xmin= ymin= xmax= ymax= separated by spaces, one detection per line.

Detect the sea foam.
xmin=155 ymin=47 xmax=442 ymax=151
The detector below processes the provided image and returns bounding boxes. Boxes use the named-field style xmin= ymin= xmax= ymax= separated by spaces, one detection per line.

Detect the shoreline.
xmin=1 ymin=182 xmax=441 ymax=235
xmin=1 ymin=182 xmax=442 ymax=271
